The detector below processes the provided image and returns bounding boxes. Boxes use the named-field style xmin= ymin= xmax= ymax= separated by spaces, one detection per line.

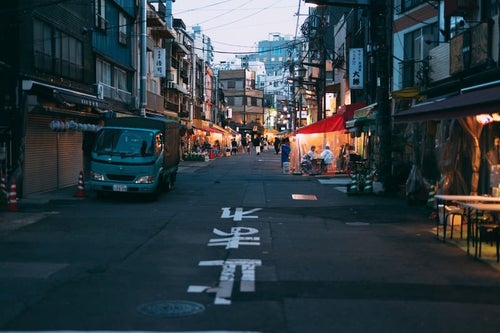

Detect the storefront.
xmin=19 ymin=80 xmax=108 ymax=196
xmin=190 ymin=119 xmax=232 ymax=155
xmin=291 ymin=114 xmax=349 ymax=174
xmin=393 ymin=84 xmax=500 ymax=195
xmin=344 ymin=103 xmax=377 ymax=163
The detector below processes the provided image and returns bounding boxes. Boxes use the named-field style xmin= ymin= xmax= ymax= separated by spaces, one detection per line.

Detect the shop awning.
xmin=295 ymin=114 xmax=345 ymax=134
xmin=346 ymin=103 xmax=377 ymax=128
xmin=224 ymin=126 xmax=240 ymax=136
xmin=202 ymin=126 xmax=225 ymax=134
xmin=390 ymin=86 xmax=420 ymax=99
xmin=337 ymin=101 xmax=366 ymax=119
xmin=22 ymin=80 xmax=110 ymax=111
xmin=393 ymin=84 xmax=500 ymax=122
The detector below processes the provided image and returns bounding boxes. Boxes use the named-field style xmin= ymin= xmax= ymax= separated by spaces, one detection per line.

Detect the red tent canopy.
xmin=295 ymin=102 xmax=366 ymax=134
xmin=295 ymin=115 xmax=345 ymax=134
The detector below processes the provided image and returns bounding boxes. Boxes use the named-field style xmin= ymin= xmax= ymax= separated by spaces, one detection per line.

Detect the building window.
xmin=400 ymin=0 xmax=424 ymax=13
xmin=118 ymin=11 xmax=127 ymax=45
xmin=400 ymin=24 xmax=437 ymax=87
xmin=96 ymin=58 xmax=112 ymax=85
xmin=33 ymin=20 xmax=52 ymax=72
xmin=33 ymin=20 xmax=83 ymax=80
xmin=227 ymin=80 xmax=235 ymax=89
xmin=114 ymin=67 xmax=128 ymax=91
xmin=95 ymin=0 xmax=107 ymax=31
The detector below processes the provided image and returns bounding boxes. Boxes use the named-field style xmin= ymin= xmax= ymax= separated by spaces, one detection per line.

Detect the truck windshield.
xmin=93 ymin=128 xmax=156 ymax=157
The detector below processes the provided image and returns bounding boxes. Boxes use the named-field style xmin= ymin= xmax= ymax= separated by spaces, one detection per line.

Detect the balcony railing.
xmin=146 ymin=91 xmax=164 ymax=113
xmin=99 ymin=82 xmax=132 ymax=104
xmin=398 ymin=59 xmax=428 ymax=88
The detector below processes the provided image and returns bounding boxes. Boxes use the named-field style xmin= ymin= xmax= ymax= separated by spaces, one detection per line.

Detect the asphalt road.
xmin=1 ymin=150 xmax=500 ymax=333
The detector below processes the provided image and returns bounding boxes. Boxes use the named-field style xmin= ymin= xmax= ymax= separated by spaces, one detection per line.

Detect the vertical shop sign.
xmin=349 ymin=48 xmax=364 ymax=89
xmin=154 ymin=48 xmax=166 ymax=77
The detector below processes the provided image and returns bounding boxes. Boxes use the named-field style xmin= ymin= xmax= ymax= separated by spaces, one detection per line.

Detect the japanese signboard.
xmin=153 ymin=48 xmax=166 ymax=77
xmin=349 ymin=48 xmax=364 ymax=89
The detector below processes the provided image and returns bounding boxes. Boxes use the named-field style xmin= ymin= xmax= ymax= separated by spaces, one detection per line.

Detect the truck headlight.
xmin=90 ymin=171 xmax=105 ymax=181
xmin=135 ymin=175 xmax=154 ymax=184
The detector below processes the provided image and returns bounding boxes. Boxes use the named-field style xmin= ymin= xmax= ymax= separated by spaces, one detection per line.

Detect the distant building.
xmin=218 ymin=69 xmax=264 ymax=133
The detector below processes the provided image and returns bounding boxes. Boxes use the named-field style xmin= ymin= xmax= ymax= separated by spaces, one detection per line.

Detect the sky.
xmin=172 ymin=0 xmax=308 ymax=62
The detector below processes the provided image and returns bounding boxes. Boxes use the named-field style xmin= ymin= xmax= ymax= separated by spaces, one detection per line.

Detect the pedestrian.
xmin=241 ymin=136 xmax=249 ymax=155
xmin=281 ymin=137 xmax=290 ymax=167
xmin=253 ymin=134 xmax=261 ymax=155
xmin=274 ymin=137 xmax=281 ymax=154
xmin=231 ymin=138 xmax=238 ymax=155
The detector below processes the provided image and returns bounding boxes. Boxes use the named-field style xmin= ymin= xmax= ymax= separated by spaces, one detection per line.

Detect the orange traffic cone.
xmin=7 ymin=180 xmax=17 ymax=212
xmin=74 ymin=171 xmax=86 ymax=198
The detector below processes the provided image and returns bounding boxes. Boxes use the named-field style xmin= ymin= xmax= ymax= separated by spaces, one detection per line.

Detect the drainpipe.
xmin=140 ymin=0 xmax=147 ymax=116
xmin=165 ymin=0 xmax=173 ymax=82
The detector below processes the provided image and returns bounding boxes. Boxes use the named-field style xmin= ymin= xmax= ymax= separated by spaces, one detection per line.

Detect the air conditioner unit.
xmin=96 ymin=83 xmax=104 ymax=99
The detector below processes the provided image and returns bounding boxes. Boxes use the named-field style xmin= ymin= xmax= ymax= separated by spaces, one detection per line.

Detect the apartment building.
xmin=218 ymin=69 xmax=264 ymax=133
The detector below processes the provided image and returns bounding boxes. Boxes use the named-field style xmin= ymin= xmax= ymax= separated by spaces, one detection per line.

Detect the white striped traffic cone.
xmin=7 ymin=180 xmax=18 ymax=212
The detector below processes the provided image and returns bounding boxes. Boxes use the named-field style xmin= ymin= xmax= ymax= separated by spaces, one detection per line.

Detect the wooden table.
xmin=434 ymin=195 xmax=500 ymax=245
xmin=461 ymin=202 xmax=500 ymax=259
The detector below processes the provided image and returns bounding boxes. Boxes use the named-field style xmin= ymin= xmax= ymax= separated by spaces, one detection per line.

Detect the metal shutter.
xmin=24 ymin=115 xmax=83 ymax=195
xmin=57 ymin=129 xmax=83 ymax=188
xmin=24 ymin=115 xmax=58 ymax=195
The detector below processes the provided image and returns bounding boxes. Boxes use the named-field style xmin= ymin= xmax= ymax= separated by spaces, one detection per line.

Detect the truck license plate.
xmin=113 ymin=184 xmax=128 ymax=192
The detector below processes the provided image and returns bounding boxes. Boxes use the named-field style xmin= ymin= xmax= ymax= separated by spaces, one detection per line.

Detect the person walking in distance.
xmin=252 ymin=134 xmax=261 ymax=155
xmin=274 ymin=137 xmax=281 ymax=154
xmin=241 ymin=135 xmax=249 ymax=155
xmin=231 ymin=138 xmax=238 ymax=155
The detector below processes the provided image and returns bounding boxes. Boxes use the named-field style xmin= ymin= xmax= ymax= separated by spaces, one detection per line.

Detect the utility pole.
xmin=372 ymin=0 xmax=393 ymax=192
xmin=243 ymin=69 xmax=246 ymax=125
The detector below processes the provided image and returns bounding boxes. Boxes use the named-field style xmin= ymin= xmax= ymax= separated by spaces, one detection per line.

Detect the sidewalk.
xmin=433 ymin=224 xmax=500 ymax=271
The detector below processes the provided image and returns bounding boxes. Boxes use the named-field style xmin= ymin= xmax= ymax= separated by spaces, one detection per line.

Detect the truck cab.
xmin=89 ymin=117 xmax=179 ymax=197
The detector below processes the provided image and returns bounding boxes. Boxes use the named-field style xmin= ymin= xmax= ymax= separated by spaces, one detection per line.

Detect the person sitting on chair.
xmin=320 ymin=145 xmax=334 ymax=172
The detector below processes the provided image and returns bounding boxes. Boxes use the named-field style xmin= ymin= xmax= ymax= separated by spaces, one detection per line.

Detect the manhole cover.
xmin=346 ymin=222 xmax=370 ymax=226
xmin=137 ymin=300 xmax=205 ymax=317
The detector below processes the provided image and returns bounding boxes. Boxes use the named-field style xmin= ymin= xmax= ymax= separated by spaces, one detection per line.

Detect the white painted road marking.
xmin=187 ymin=259 xmax=262 ymax=305
xmin=220 ymin=207 xmax=262 ymax=221
xmin=208 ymin=227 xmax=260 ymax=249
